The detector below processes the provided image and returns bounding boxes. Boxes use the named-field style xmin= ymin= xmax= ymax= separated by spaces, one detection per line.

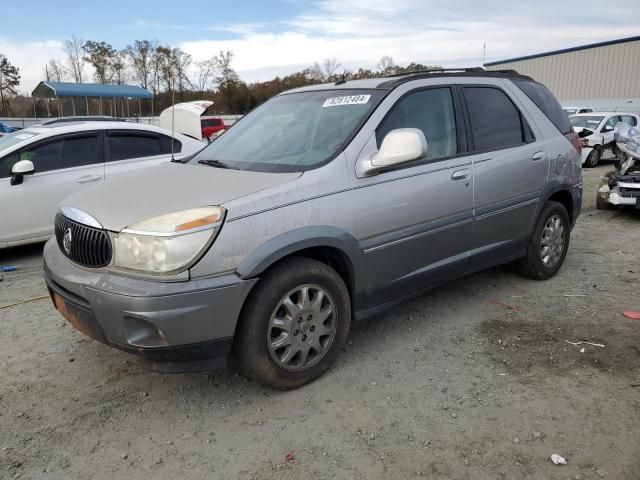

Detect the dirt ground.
xmin=1 ymin=164 xmax=639 ymax=480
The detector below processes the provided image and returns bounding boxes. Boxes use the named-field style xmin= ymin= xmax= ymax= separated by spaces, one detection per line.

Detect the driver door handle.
xmin=76 ymin=175 xmax=102 ymax=184
xmin=451 ymin=169 xmax=471 ymax=181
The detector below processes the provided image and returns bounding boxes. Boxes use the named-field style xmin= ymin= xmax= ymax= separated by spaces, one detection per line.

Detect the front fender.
xmin=236 ymin=225 xmax=363 ymax=286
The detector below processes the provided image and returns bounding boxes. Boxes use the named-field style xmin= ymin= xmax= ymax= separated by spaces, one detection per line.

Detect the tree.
xmin=195 ymin=58 xmax=216 ymax=94
xmin=63 ymin=36 xmax=85 ymax=83
xmin=111 ymin=51 xmax=128 ymax=85
xmin=213 ymin=50 xmax=239 ymax=112
xmin=44 ymin=59 xmax=66 ymax=82
xmin=125 ymin=40 xmax=153 ymax=89
xmin=308 ymin=58 xmax=341 ymax=82
xmin=83 ymin=40 xmax=117 ymax=84
xmin=377 ymin=55 xmax=395 ymax=74
xmin=0 ymin=54 xmax=20 ymax=115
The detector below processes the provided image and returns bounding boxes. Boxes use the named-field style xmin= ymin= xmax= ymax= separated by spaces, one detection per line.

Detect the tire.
xmin=516 ymin=201 xmax=571 ymax=280
xmin=232 ymin=257 xmax=351 ymax=390
xmin=596 ymin=191 xmax=616 ymax=210
xmin=584 ymin=147 xmax=601 ymax=168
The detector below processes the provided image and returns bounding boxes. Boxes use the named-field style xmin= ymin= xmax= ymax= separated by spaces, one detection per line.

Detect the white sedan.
xmin=0 ymin=121 xmax=203 ymax=248
xmin=570 ymin=112 xmax=640 ymax=168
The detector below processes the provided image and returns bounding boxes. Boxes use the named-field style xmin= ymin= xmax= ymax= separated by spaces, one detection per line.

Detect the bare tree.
xmin=111 ymin=51 xmax=128 ymax=85
xmin=63 ymin=36 xmax=85 ymax=83
xmin=309 ymin=58 xmax=342 ymax=82
xmin=377 ymin=55 xmax=395 ymax=73
xmin=125 ymin=40 xmax=153 ymax=89
xmin=46 ymin=59 xmax=66 ymax=81
xmin=195 ymin=58 xmax=216 ymax=93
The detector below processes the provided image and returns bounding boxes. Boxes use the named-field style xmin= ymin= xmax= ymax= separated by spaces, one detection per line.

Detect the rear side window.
xmin=463 ymin=87 xmax=525 ymax=152
xmin=0 ymin=134 xmax=99 ymax=177
xmin=377 ymin=88 xmax=457 ymax=161
xmin=513 ymin=80 xmax=571 ymax=134
xmin=620 ymin=115 xmax=638 ymax=127
xmin=108 ymin=132 xmax=181 ymax=161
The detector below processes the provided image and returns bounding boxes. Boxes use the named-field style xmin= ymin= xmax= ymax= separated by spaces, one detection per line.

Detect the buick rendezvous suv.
xmin=44 ymin=68 xmax=582 ymax=389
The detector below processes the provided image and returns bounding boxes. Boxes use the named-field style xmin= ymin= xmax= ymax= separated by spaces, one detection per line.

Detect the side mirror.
xmin=602 ymin=125 xmax=614 ymax=132
xmin=10 ymin=159 xmax=34 ymax=186
xmin=362 ymin=128 xmax=428 ymax=176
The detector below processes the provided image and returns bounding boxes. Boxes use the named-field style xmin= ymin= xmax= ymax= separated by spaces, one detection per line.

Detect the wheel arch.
xmin=236 ymin=226 xmax=362 ymax=298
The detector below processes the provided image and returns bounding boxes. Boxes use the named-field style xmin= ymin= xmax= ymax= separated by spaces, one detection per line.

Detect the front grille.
xmin=619 ymin=188 xmax=640 ymax=198
xmin=55 ymin=213 xmax=112 ymax=268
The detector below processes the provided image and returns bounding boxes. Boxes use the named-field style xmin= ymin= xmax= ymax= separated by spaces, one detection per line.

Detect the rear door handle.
xmin=76 ymin=175 xmax=102 ymax=184
xmin=451 ymin=169 xmax=471 ymax=181
xmin=532 ymin=151 xmax=546 ymax=161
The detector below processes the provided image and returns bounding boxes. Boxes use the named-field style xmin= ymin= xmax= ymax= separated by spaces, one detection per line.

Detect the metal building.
xmin=484 ymin=36 xmax=640 ymax=111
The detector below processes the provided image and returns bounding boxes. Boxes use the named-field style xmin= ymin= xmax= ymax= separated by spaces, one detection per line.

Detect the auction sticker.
xmin=322 ymin=95 xmax=371 ymax=108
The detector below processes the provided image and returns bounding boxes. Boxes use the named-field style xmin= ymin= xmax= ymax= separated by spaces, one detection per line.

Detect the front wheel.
xmin=584 ymin=147 xmax=601 ymax=168
xmin=516 ymin=201 xmax=571 ymax=280
xmin=232 ymin=257 xmax=351 ymax=390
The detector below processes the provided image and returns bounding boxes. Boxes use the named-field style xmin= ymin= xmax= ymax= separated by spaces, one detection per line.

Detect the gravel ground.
xmin=1 ymin=164 xmax=639 ymax=480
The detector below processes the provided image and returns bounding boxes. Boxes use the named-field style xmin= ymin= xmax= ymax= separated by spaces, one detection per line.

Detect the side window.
xmin=620 ymin=115 xmax=637 ymax=127
xmin=376 ymin=88 xmax=457 ymax=161
xmin=604 ymin=116 xmax=621 ymax=129
xmin=108 ymin=133 xmax=163 ymax=161
xmin=463 ymin=87 xmax=525 ymax=152
xmin=58 ymin=135 xmax=99 ymax=168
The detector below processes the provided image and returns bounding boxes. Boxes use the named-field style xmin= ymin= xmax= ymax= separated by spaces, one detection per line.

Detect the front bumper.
xmin=43 ymin=239 xmax=257 ymax=372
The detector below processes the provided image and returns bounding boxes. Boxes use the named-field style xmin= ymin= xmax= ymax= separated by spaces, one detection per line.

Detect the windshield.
xmin=0 ymin=130 xmax=40 ymax=152
xmin=191 ymin=89 xmax=385 ymax=172
xmin=569 ymin=116 xmax=604 ymax=129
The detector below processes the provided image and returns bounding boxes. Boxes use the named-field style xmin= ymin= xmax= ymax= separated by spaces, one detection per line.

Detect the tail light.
xmin=565 ymin=132 xmax=582 ymax=154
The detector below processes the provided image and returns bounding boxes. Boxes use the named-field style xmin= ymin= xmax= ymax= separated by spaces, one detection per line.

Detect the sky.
xmin=1 ymin=0 xmax=639 ymax=93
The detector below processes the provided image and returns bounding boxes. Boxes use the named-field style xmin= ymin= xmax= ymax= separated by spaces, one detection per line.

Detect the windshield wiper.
xmin=197 ymin=159 xmax=239 ymax=170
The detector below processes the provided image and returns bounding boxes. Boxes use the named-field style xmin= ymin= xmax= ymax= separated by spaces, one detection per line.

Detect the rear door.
xmin=104 ymin=130 xmax=179 ymax=178
xmin=460 ymin=84 xmax=547 ymax=269
xmin=0 ymin=131 xmax=104 ymax=244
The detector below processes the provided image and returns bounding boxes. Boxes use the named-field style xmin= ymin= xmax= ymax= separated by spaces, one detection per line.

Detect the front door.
xmin=353 ymin=87 xmax=474 ymax=310
xmin=0 ymin=132 xmax=104 ymax=245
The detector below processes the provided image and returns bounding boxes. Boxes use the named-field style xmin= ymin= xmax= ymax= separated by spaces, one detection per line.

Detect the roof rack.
xmin=378 ymin=67 xmax=531 ymax=88
xmin=382 ymin=67 xmax=486 ymax=78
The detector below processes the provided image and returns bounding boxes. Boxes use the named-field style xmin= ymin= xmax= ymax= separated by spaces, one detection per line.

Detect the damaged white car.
xmin=596 ymin=123 xmax=640 ymax=210
xmin=570 ymin=113 xmax=639 ymax=168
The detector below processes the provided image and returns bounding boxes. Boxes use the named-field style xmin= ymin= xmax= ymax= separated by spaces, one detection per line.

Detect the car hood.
xmin=61 ymin=162 xmax=301 ymax=231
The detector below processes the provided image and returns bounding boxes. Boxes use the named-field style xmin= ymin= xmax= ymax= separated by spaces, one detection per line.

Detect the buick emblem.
xmin=63 ymin=228 xmax=72 ymax=255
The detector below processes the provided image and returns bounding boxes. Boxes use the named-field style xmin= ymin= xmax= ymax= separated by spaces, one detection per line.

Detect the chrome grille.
xmin=54 ymin=213 xmax=112 ymax=268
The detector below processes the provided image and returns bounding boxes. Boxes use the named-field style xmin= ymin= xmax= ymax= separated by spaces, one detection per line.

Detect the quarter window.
xmin=376 ymin=88 xmax=457 ymax=161
xmin=107 ymin=132 xmax=180 ymax=162
xmin=463 ymin=87 xmax=525 ymax=152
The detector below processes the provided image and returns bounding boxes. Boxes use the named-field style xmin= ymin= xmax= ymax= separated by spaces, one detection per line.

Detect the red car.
xmin=201 ymin=117 xmax=228 ymax=139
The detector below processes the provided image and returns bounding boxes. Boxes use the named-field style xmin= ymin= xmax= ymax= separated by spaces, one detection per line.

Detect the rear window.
xmin=513 ymin=80 xmax=571 ymax=134
xmin=202 ymin=119 xmax=222 ymax=127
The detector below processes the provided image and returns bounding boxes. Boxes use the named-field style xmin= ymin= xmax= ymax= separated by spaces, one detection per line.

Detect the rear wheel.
xmin=584 ymin=147 xmax=601 ymax=168
xmin=516 ymin=201 xmax=570 ymax=280
xmin=233 ymin=257 xmax=351 ymax=390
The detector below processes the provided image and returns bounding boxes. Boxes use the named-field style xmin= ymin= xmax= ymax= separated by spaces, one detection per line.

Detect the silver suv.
xmin=44 ymin=69 xmax=583 ymax=389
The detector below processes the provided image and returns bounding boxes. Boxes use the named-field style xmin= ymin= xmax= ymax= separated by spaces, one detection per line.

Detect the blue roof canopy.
xmin=32 ymin=81 xmax=153 ymax=99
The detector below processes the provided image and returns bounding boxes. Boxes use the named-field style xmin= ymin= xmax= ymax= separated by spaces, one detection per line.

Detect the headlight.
xmin=111 ymin=206 xmax=225 ymax=275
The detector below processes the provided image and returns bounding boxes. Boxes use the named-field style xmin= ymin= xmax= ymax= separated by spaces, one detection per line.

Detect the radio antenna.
xmin=170 ymin=78 xmax=176 ymax=162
